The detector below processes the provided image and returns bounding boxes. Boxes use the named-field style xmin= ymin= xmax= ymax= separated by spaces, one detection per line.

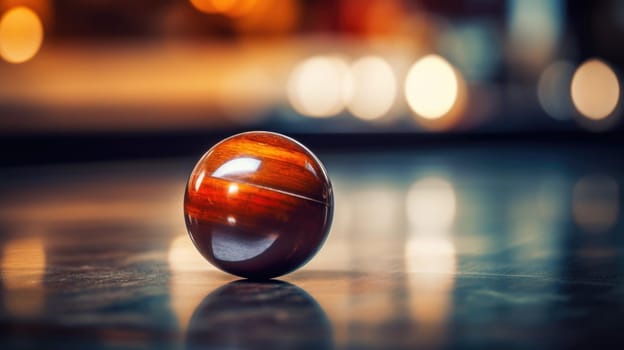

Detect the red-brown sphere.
xmin=184 ymin=131 xmax=333 ymax=279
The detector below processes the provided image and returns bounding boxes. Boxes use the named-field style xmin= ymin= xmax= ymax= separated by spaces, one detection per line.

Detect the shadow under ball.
xmin=184 ymin=131 xmax=333 ymax=279
xmin=186 ymin=280 xmax=333 ymax=350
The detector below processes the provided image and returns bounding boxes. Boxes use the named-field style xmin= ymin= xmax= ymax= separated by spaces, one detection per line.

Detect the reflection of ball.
xmin=184 ymin=131 xmax=333 ymax=279
xmin=186 ymin=280 xmax=333 ymax=350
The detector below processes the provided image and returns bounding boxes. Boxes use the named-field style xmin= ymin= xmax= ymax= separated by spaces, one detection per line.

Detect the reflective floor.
xmin=0 ymin=143 xmax=623 ymax=349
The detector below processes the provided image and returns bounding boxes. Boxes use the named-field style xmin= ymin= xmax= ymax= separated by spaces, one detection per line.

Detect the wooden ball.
xmin=184 ymin=131 xmax=333 ymax=279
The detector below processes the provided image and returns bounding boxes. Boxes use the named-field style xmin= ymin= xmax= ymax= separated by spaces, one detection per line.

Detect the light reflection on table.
xmin=0 ymin=145 xmax=622 ymax=348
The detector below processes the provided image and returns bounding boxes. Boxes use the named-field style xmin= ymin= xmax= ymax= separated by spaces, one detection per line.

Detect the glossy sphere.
xmin=184 ymin=131 xmax=333 ymax=279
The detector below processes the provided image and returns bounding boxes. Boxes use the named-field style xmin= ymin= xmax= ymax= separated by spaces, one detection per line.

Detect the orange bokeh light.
xmin=190 ymin=0 xmax=258 ymax=18
xmin=0 ymin=6 xmax=43 ymax=63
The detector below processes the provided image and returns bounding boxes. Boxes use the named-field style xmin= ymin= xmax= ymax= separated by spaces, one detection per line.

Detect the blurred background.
xmin=1 ymin=2 xmax=624 ymax=348
xmin=0 ymin=0 xmax=622 ymax=164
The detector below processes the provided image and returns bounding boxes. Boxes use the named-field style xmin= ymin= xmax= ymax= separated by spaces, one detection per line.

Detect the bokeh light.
xmin=189 ymin=0 xmax=257 ymax=17
xmin=571 ymin=59 xmax=620 ymax=121
xmin=405 ymin=55 xmax=459 ymax=121
xmin=405 ymin=233 xmax=455 ymax=346
xmin=189 ymin=0 xmax=220 ymax=14
xmin=405 ymin=175 xmax=457 ymax=343
xmin=406 ymin=235 xmax=456 ymax=276
xmin=0 ymin=6 xmax=43 ymax=63
xmin=287 ymin=55 xmax=351 ymax=118
xmin=537 ymin=61 xmax=575 ymax=120
xmin=1 ymin=236 xmax=46 ymax=317
xmin=346 ymin=56 xmax=397 ymax=121
xmin=0 ymin=0 xmax=53 ymax=23
xmin=406 ymin=176 xmax=457 ymax=232
xmin=1 ymin=236 xmax=46 ymax=290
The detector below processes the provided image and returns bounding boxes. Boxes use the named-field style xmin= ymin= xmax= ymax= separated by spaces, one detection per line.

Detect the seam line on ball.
xmin=213 ymin=176 xmax=329 ymax=206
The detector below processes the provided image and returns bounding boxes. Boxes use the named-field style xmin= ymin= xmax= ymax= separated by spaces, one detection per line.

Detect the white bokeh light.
xmin=346 ymin=56 xmax=397 ymax=120
xmin=406 ymin=176 xmax=457 ymax=232
xmin=405 ymin=55 xmax=459 ymax=120
xmin=287 ymin=55 xmax=351 ymax=118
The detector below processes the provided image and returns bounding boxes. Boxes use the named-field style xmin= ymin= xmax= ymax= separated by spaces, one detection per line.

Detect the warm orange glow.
xmin=217 ymin=65 xmax=276 ymax=123
xmin=1 ymin=236 xmax=46 ymax=290
xmin=347 ymin=56 xmax=397 ymax=121
xmin=1 ymin=236 xmax=46 ymax=317
xmin=168 ymin=234 xmax=222 ymax=332
xmin=226 ymin=0 xmax=257 ymax=17
xmin=340 ymin=0 xmax=406 ymax=37
xmin=0 ymin=0 xmax=52 ymax=22
xmin=0 ymin=6 xmax=43 ymax=63
xmin=405 ymin=175 xmax=457 ymax=343
xmin=190 ymin=0 xmax=258 ymax=17
xmin=363 ymin=0 xmax=405 ymax=37
xmin=211 ymin=0 xmax=238 ymax=12
xmin=0 ymin=44 xmax=285 ymax=126
xmin=406 ymin=235 xmax=455 ymax=343
xmin=189 ymin=0 xmax=215 ymax=13
xmin=288 ymin=55 xmax=351 ymax=118
xmin=296 ymin=279 xmax=350 ymax=347
xmin=235 ymin=0 xmax=298 ymax=34
xmin=571 ymin=59 xmax=620 ymax=121
xmin=405 ymin=55 xmax=459 ymax=120
xmin=168 ymin=234 xmax=215 ymax=272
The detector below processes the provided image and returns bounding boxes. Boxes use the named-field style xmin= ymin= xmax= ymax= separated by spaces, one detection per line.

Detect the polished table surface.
xmin=0 ymin=143 xmax=623 ymax=349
